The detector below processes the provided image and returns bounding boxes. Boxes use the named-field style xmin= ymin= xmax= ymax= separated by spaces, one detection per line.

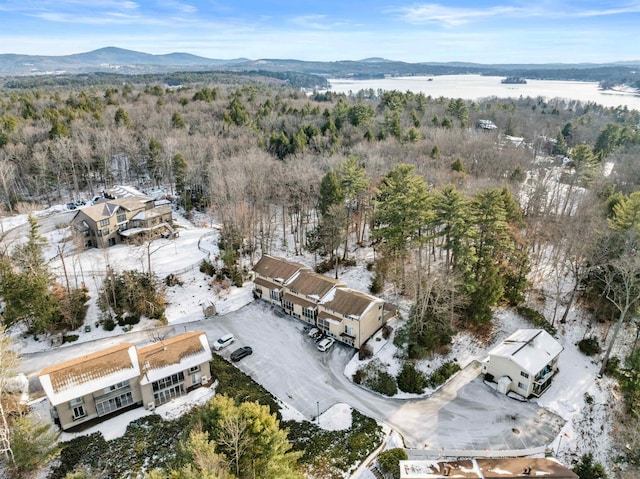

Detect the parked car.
xmin=307 ymin=327 xmax=321 ymax=339
xmin=230 ymin=346 xmax=253 ymax=361
xmin=317 ymin=337 xmax=335 ymax=352
xmin=212 ymin=333 xmax=235 ymax=350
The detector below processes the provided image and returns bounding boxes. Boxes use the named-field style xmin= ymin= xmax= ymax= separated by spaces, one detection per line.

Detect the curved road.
xmin=21 ymin=301 xmax=564 ymax=452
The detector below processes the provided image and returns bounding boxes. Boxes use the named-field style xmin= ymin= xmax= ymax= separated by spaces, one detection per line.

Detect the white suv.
xmin=317 ymin=337 xmax=335 ymax=352
xmin=212 ymin=333 xmax=235 ymax=350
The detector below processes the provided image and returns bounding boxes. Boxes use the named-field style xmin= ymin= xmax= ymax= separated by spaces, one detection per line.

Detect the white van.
xmin=212 ymin=333 xmax=235 ymax=350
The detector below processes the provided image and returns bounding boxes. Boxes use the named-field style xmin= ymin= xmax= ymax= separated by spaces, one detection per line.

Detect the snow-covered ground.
xmin=2 ymin=202 xmax=631 ymax=476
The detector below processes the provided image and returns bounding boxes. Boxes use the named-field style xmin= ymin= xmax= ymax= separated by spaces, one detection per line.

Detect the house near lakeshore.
xmin=252 ymin=254 xmax=395 ymax=349
xmin=39 ymin=331 xmax=211 ymax=431
xmin=482 ymin=329 xmax=563 ymax=398
xmin=70 ymin=186 xmax=174 ymax=248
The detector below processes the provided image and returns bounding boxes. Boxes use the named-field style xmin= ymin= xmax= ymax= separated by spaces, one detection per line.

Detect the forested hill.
xmin=2 ymin=47 xmax=640 ymax=89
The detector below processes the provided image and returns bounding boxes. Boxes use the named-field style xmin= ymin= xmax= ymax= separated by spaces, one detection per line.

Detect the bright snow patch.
xmin=318 ymin=403 xmax=353 ymax=431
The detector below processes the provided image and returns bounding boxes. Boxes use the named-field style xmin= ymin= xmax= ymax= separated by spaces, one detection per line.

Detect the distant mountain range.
xmin=1 ymin=47 xmax=640 ymax=84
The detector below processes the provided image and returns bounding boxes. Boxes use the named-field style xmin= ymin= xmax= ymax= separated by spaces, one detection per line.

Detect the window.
xmin=152 ymin=372 xmax=185 ymax=392
xmin=72 ymin=404 xmax=86 ymax=420
xmin=303 ymin=307 xmax=316 ymax=321
xmin=70 ymin=397 xmax=86 ymax=420
xmin=102 ymin=228 xmax=109 ymax=236
xmin=117 ymin=213 xmax=126 ymax=223
xmin=99 ymin=219 xmax=110 ymax=227
xmin=103 ymin=381 xmax=129 ymax=394
xmin=96 ymin=391 xmax=133 ymax=416
xmin=517 ymin=382 xmax=526 ymax=390
xmin=282 ymin=298 xmax=294 ymax=311
xmin=318 ymin=317 xmax=330 ymax=332
xmin=154 ymin=384 xmax=185 ymax=405
xmin=520 ymin=371 xmax=529 ymax=379
xmin=189 ymin=365 xmax=200 ymax=373
xmin=345 ymin=325 xmax=353 ymax=335
xmin=269 ymin=290 xmax=281 ymax=302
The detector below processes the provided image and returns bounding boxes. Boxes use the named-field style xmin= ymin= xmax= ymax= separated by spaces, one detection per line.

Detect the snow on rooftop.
xmin=40 ymin=346 xmax=140 ymax=406
xmin=488 ymin=329 xmax=563 ymax=374
xmin=320 ymin=287 xmax=337 ymax=303
xmin=140 ymin=347 xmax=212 ymax=386
xmin=41 ymin=365 xmax=140 ymax=406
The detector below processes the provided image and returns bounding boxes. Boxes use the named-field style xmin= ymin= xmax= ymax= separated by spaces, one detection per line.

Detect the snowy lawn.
xmin=3 ymin=204 xmax=629 ymax=475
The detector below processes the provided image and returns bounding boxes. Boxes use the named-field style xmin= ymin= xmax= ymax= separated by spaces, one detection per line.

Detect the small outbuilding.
xmin=483 ymin=329 xmax=563 ymax=398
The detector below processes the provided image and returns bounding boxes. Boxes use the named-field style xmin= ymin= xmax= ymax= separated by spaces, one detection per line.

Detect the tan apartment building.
xmin=39 ymin=331 xmax=211 ymax=431
xmin=283 ymin=271 xmax=346 ymax=325
xmin=318 ymin=288 xmax=385 ymax=348
xmin=137 ymin=332 xmax=212 ymax=409
xmin=252 ymin=254 xmax=395 ymax=349
xmin=252 ymin=254 xmax=310 ymax=305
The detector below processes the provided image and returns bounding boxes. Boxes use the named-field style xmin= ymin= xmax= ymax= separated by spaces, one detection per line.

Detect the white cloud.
xmin=290 ymin=14 xmax=333 ymax=30
xmin=392 ymin=3 xmax=525 ymax=26
xmin=392 ymin=1 xmax=640 ymax=26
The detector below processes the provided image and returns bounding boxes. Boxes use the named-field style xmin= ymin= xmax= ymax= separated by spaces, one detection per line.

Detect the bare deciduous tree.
xmin=597 ymin=232 xmax=640 ymax=376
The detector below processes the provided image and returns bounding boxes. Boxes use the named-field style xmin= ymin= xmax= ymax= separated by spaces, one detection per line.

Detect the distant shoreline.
xmin=327 ymin=74 xmax=640 ymax=110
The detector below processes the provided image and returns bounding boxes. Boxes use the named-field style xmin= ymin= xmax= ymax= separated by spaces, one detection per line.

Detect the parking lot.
xmin=23 ymin=299 xmax=564 ymax=451
xmin=195 ymin=300 xmax=565 ymax=451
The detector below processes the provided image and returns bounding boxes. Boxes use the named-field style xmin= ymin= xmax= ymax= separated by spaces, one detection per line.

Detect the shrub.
xmin=377 ymin=448 xmax=408 ymax=479
xmin=369 ymin=271 xmax=384 ymax=294
xmin=382 ymin=324 xmax=393 ymax=340
xmin=427 ymin=361 xmax=461 ymax=388
xmin=164 ymin=273 xmax=183 ymax=286
xmin=393 ymin=323 xmax=409 ymax=350
xmin=62 ymin=334 xmax=79 ymax=343
xmin=370 ymin=370 xmax=397 ymax=396
xmin=397 ymin=362 xmax=426 ymax=394
xmin=102 ymin=317 xmax=116 ymax=331
xmin=578 ymin=336 xmax=601 ymax=356
xmin=353 ymin=369 xmax=364 ymax=384
xmin=98 ymin=270 xmax=166 ymax=321
xmin=199 ymin=258 xmax=216 ymax=277
xmin=572 ymin=452 xmax=608 ymax=479
xmin=342 ymin=258 xmax=356 ymax=267
xmin=284 ymin=410 xmax=383 ymax=475
xmin=315 ymin=259 xmax=334 ymax=274
xmin=359 ymin=344 xmax=373 ymax=360
xmin=604 ymin=355 xmax=620 ymax=376
xmin=516 ymin=306 xmax=557 ymax=335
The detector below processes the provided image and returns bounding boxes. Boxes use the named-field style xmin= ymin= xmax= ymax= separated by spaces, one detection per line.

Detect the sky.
xmin=0 ymin=1 xmax=639 ymax=65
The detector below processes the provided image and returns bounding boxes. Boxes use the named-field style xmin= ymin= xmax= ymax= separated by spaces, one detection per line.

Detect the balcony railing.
xmin=93 ymin=384 xmax=132 ymax=403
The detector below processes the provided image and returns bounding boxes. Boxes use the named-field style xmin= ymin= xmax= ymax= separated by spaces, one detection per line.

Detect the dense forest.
xmin=1 ymin=71 xmax=640 ymax=477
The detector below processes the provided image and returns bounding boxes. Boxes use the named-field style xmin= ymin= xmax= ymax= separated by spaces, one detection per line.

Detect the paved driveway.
xmin=22 ymin=300 xmax=564 ymax=451
xmin=184 ymin=301 xmax=564 ymax=451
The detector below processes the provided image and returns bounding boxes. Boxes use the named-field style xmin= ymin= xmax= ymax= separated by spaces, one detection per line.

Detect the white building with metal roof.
xmin=482 ymin=329 xmax=563 ymax=398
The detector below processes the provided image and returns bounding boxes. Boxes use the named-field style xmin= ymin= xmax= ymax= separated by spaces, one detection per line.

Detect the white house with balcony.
xmin=483 ymin=329 xmax=563 ymax=398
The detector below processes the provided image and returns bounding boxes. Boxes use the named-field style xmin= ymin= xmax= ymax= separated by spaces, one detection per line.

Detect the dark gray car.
xmin=230 ymin=346 xmax=253 ymax=361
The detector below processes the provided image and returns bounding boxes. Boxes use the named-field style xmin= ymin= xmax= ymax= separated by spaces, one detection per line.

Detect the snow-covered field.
xmin=2 ymin=201 xmax=632 ymax=477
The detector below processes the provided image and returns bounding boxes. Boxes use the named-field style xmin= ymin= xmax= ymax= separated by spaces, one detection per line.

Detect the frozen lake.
xmin=328 ymin=75 xmax=640 ymax=111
